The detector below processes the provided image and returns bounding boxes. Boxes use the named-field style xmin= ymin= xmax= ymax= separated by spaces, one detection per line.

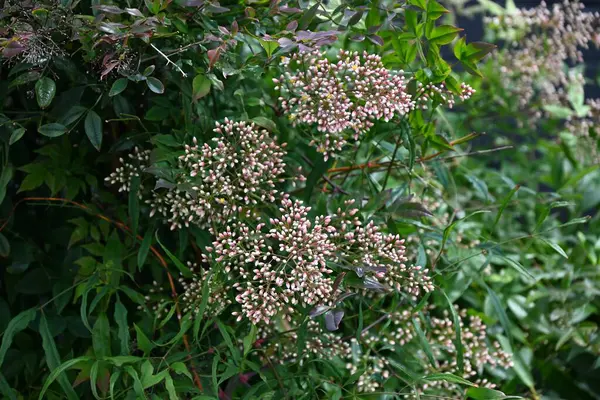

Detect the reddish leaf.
xmin=207 ymin=47 xmax=221 ymax=69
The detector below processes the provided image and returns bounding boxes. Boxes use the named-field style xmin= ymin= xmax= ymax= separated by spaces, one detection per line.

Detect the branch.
xmin=150 ymin=44 xmax=188 ymax=78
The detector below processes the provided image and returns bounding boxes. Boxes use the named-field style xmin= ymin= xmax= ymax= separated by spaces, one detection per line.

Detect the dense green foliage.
xmin=0 ymin=0 xmax=599 ymax=399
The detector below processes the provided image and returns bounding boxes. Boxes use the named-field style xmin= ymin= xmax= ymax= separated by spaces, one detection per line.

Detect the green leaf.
xmin=145 ymin=106 xmax=169 ymax=121
xmin=35 ymin=77 xmax=56 ymax=109
xmin=192 ymin=74 xmax=211 ymax=101
xmin=90 ymin=360 xmax=101 ymax=400
xmin=251 ymin=116 xmax=277 ymax=132
xmin=84 ymin=110 xmax=103 ymax=151
xmin=40 ymin=314 xmax=79 ymax=400
xmin=124 ymin=365 xmax=146 ymax=399
xmin=497 ymin=255 xmax=535 ymax=281
xmin=38 ymin=123 xmax=67 ymax=137
xmin=481 ymin=281 xmax=512 ymax=350
xmin=0 ymin=308 xmax=36 ymax=367
xmin=155 ymin=232 xmax=192 ymax=277
xmin=137 ymin=224 xmax=155 ymax=270
xmin=0 ymin=372 xmax=16 ymax=400
xmin=10 ymin=71 xmax=41 ymax=88
xmin=216 ymin=320 xmax=241 ymax=365
xmin=114 ymin=295 xmax=130 ymax=355
xmin=242 ymin=325 xmax=258 ymax=357
xmin=134 ymin=323 xmax=153 ymax=355
xmin=92 ymin=313 xmax=111 ymax=358
xmin=129 ymin=175 xmax=141 ymax=238
xmin=490 ymin=185 xmax=520 ymax=232
xmin=258 ymin=39 xmax=279 ymax=57
xmin=171 ymin=362 xmax=193 ymax=381
xmin=427 ymin=0 xmax=449 ymax=20
xmin=539 ymin=238 xmax=568 ymax=259
xmin=428 ymin=25 xmax=462 ymax=45
xmin=9 ymin=127 xmax=26 ymax=145
xmin=298 ymin=3 xmax=319 ymax=29
xmin=109 ymin=78 xmax=128 ymax=96
xmin=466 ymin=387 xmax=508 ymax=399
xmin=411 ymin=317 xmax=437 ymax=368
xmin=0 ymin=164 xmax=13 ymax=204
xmin=561 ymin=164 xmax=600 ymax=189
xmin=109 ymin=369 xmax=121 ymax=400
xmin=193 ymin=275 xmax=211 ymax=341
xmin=422 ymin=372 xmax=475 ymax=387
xmin=146 ymin=77 xmax=164 ymax=94
xmin=165 ymin=375 xmax=177 ymax=400
xmin=543 ymin=104 xmax=573 ymax=119
xmin=38 ymin=357 xmax=92 ymax=400
xmin=143 ymin=65 xmax=156 ymax=76
xmin=60 ymin=105 xmax=88 ymax=126
xmin=106 ymin=356 xmax=143 ymax=366
xmin=0 ymin=233 xmax=9 ymax=258
xmin=441 ymin=290 xmax=463 ymax=374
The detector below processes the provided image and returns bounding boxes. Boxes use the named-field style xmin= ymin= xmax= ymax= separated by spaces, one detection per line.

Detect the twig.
xmin=150 ymin=44 xmax=188 ymax=78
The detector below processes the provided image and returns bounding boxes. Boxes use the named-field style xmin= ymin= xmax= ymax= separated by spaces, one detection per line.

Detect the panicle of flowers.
xmin=414 ymin=81 xmax=476 ymax=110
xmin=335 ymin=218 xmax=435 ymax=297
xmin=179 ymin=262 xmax=232 ymax=317
xmin=207 ymin=196 xmax=338 ymax=325
xmin=104 ymin=147 xmax=151 ymax=197
xmin=567 ymin=98 xmax=600 ymax=137
xmin=246 ymin=320 xmax=352 ymax=365
xmin=565 ymin=97 xmax=600 ymax=162
xmin=486 ymin=0 xmax=600 ymax=114
xmin=274 ymin=49 xmax=415 ymax=159
xmin=345 ymin=340 xmax=391 ymax=393
xmin=350 ymin=306 xmax=512 ymax=395
xmin=147 ymin=119 xmax=286 ymax=230
xmin=200 ymin=196 xmax=430 ymax=325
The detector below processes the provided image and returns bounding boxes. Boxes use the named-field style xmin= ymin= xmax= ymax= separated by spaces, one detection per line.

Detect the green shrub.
xmin=0 ymin=0 xmax=598 ymax=399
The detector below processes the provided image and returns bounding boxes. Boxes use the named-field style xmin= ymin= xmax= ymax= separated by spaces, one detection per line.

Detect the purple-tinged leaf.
xmin=181 ymin=0 xmax=204 ymax=6
xmin=362 ymin=277 xmax=387 ymax=292
xmin=92 ymin=5 xmax=124 ymax=14
xmin=286 ymin=20 xmax=298 ymax=32
xmin=324 ymin=310 xmax=344 ymax=331
xmin=367 ymin=34 xmax=384 ymax=46
xmin=279 ymin=7 xmax=302 ymax=13
xmin=125 ymin=8 xmax=144 ymax=17
xmin=309 ymin=305 xmax=330 ymax=318
xmin=335 ymin=292 xmax=356 ymax=304
xmin=2 ymin=42 xmax=25 ymax=58
xmin=349 ymin=34 xmax=365 ymax=42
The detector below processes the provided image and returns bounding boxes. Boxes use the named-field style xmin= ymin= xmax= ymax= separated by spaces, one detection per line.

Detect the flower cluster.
xmin=104 ymin=147 xmax=151 ymax=197
xmin=345 ymin=344 xmax=391 ymax=393
xmin=486 ymin=0 xmax=600 ymax=113
xmin=567 ymin=98 xmax=600 ymax=137
xmin=200 ymin=196 xmax=431 ymax=325
xmin=180 ymin=262 xmax=232 ymax=317
xmin=349 ymin=307 xmax=512 ymax=395
xmin=414 ymin=81 xmax=476 ymax=110
xmin=147 ymin=119 xmax=286 ymax=230
xmin=247 ymin=320 xmax=352 ymax=365
xmin=275 ymin=50 xmax=415 ymax=159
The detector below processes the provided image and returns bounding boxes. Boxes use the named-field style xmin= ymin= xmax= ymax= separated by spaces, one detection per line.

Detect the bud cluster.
xmin=199 ymin=196 xmax=431 ymax=325
xmin=414 ymin=81 xmax=476 ymax=110
xmin=486 ymin=0 xmax=600 ymax=113
xmin=350 ymin=307 xmax=512 ymax=395
xmin=275 ymin=50 xmax=415 ymax=159
xmin=104 ymin=147 xmax=151 ymax=197
xmin=106 ymin=119 xmax=287 ymax=230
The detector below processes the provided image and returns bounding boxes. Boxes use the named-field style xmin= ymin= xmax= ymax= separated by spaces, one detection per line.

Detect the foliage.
xmin=0 ymin=0 xmax=598 ymax=399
